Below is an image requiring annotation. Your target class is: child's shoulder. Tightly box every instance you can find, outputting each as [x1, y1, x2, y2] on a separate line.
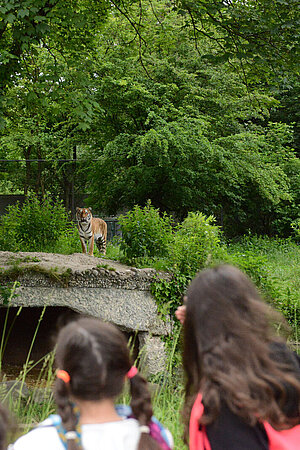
[116, 404, 174, 450]
[9, 416, 62, 450]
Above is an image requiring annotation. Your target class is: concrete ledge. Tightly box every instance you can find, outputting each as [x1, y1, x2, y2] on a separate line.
[0, 252, 172, 375]
[10, 286, 170, 335]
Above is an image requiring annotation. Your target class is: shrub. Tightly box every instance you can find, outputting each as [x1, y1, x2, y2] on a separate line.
[222, 250, 272, 293]
[0, 193, 74, 252]
[291, 218, 300, 242]
[151, 272, 189, 318]
[226, 237, 300, 333]
[0, 203, 19, 251]
[168, 212, 221, 277]
[51, 225, 82, 254]
[118, 201, 173, 262]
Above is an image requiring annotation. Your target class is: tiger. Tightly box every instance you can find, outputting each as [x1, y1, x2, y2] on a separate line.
[76, 207, 107, 256]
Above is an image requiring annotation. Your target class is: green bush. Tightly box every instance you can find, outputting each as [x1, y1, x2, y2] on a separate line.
[51, 225, 82, 254]
[118, 201, 173, 262]
[0, 193, 75, 252]
[222, 250, 272, 293]
[151, 272, 189, 318]
[0, 203, 19, 251]
[168, 212, 221, 277]
[291, 218, 300, 242]
[150, 213, 222, 322]
[226, 236, 300, 333]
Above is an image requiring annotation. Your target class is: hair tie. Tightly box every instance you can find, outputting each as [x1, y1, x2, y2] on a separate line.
[126, 366, 138, 379]
[65, 431, 77, 440]
[140, 425, 150, 434]
[56, 369, 71, 383]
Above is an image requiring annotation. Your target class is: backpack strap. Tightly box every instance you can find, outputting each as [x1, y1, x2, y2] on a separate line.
[189, 393, 211, 450]
[115, 404, 173, 450]
[47, 410, 82, 450]
[263, 421, 300, 450]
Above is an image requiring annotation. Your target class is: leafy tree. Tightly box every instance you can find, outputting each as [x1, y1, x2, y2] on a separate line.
[0, 0, 298, 237]
[0, 0, 110, 126]
[84, 1, 298, 235]
[176, 0, 300, 82]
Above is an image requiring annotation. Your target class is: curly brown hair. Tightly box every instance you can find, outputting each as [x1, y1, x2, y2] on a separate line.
[183, 265, 300, 442]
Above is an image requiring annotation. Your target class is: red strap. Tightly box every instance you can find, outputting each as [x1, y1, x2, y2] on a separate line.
[189, 393, 211, 450]
[264, 421, 300, 450]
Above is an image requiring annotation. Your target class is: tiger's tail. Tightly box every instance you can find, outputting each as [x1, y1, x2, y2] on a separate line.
[96, 235, 106, 254]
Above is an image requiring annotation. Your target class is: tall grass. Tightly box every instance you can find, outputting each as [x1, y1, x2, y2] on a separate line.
[0, 297, 56, 439]
[1, 235, 298, 449]
[228, 236, 300, 338]
[0, 302, 186, 447]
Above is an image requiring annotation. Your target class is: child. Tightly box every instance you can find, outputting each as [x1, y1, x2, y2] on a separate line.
[10, 318, 173, 450]
[176, 264, 300, 449]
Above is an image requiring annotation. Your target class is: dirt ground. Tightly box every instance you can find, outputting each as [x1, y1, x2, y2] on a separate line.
[0, 251, 132, 274]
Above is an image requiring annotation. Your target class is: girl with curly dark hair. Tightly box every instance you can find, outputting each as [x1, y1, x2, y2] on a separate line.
[176, 264, 300, 449]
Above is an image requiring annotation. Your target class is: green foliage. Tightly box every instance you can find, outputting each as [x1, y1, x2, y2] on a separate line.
[291, 219, 300, 242]
[169, 212, 221, 277]
[50, 226, 81, 255]
[0, 0, 298, 239]
[119, 208, 223, 321]
[0, 193, 76, 252]
[222, 250, 272, 294]
[118, 201, 172, 262]
[86, 25, 297, 236]
[151, 272, 189, 319]
[227, 236, 300, 333]
[177, 0, 300, 81]
[149, 212, 222, 321]
[0, 281, 19, 306]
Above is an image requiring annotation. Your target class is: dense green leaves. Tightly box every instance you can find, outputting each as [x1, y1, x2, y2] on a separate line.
[0, 0, 299, 237]
[0, 193, 75, 251]
[177, 0, 300, 81]
[118, 201, 173, 261]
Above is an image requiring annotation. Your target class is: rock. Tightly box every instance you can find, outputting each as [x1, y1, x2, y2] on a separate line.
[0, 380, 29, 403]
[30, 387, 53, 404]
[0, 251, 172, 375]
[138, 333, 167, 376]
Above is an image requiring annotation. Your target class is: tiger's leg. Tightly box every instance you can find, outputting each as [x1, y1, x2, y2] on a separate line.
[95, 234, 106, 254]
[79, 237, 87, 254]
[88, 234, 95, 256]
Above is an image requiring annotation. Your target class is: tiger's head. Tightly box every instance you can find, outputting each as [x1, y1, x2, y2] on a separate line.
[76, 207, 92, 224]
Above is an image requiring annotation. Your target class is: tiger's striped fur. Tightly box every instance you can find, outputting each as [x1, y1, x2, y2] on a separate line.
[76, 207, 107, 256]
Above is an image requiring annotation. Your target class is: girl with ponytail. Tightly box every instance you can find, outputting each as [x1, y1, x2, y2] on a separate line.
[10, 318, 173, 450]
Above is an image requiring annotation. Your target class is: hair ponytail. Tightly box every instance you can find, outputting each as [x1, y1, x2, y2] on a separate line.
[129, 373, 161, 450]
[54, 318, 168, 449]
[54, 378, 82, 450]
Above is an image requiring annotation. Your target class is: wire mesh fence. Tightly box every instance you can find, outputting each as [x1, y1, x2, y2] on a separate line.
[0, 159, 121, 241]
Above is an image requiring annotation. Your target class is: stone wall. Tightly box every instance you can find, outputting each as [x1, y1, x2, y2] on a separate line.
[0, 251, 171, 375]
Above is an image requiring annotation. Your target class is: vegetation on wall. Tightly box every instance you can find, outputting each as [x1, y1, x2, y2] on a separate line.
[115, 204, 299, 336]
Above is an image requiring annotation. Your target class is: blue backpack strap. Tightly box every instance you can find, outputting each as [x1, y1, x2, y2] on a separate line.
[47, 409, 82, 450]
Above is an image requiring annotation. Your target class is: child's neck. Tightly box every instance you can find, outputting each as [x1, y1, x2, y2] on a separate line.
[75, 398, 122, 424]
